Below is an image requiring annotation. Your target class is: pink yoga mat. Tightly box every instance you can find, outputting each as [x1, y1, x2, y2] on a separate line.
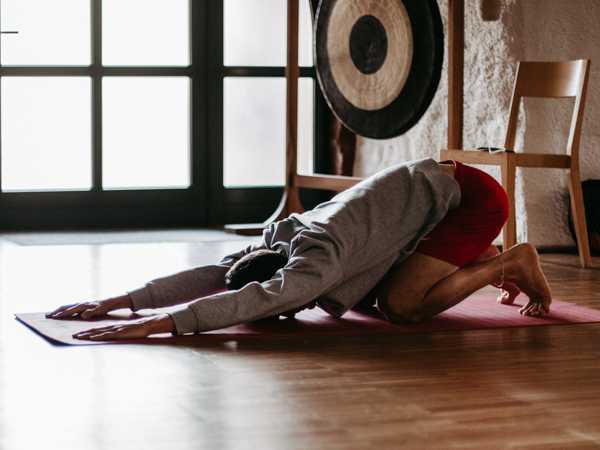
[15, 294, 600, 346]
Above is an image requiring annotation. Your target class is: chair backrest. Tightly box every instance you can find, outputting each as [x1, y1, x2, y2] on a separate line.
[504, 59, 591, 158]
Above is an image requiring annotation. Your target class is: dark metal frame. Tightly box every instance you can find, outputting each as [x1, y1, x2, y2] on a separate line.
[0, 0, 327, 230]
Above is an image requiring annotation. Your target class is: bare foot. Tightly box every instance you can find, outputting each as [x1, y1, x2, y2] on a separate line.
[500, 243, 553, 316]
[473, 245, 521, 304]
[496, 281, 520, 305]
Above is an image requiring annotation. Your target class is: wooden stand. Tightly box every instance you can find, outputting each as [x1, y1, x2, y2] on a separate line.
[448, 0, 464, 150]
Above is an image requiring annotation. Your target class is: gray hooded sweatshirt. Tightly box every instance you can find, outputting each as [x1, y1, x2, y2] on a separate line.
[128, 158, 461, 335]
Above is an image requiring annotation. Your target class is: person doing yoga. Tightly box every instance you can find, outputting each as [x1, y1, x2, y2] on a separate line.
[46, 158, 552, 340]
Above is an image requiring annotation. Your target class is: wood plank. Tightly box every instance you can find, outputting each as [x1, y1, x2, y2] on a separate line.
[294, 173, 364, 191]
[441, 148, 506, 164]
[448, 0, 464, 149]
[514, 153, 571, 168]
[441, 149, 571, 168]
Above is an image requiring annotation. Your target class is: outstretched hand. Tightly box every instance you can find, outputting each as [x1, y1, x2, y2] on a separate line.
[45, 295, 133, 320]
[72, 314, 176, 341]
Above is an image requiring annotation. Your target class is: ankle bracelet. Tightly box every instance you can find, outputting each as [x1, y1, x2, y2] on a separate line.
[497, 255, 505, 289]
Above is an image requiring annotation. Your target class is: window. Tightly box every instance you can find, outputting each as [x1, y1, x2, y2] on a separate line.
[0, 0, 324, 229]
[102, 77, 191, 190]
[1, 77, 92, 192]
[211, 0, 330, 223]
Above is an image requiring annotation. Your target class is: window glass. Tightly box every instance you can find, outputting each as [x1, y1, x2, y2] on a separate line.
[223, 77, 286, 187]
[1, 77, 92, 192]
[224, 0, 314, 67]
[297, 77, 314, 175]
[102, 77, 190, 190]
[103, 0, 189, 66]
[0, 0, 90, 65]
[224, 0, 286, 66]
[298, 0, 314, 67]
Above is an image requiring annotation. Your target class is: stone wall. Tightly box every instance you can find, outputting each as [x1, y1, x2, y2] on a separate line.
[354, 0, 600, 249]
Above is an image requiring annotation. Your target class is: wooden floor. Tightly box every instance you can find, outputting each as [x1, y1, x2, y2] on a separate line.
[1, 230, 599, 450]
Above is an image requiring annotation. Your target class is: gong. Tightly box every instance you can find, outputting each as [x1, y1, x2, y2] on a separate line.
[315, 0, 444, 139]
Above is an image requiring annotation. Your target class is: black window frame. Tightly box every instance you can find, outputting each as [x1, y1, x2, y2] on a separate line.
[0, 0, 328, 230]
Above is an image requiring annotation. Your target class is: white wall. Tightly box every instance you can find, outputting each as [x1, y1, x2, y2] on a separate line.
[354, 0, 600, 249]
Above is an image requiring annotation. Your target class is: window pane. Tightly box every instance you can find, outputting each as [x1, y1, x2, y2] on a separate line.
[0, 0, 90, 65]
[224, 0, 286, 67]
[1, 77, 92, 192]
[223, 78, 286, 187]
[224, 0, 313, 67]
[298, 0, 314, 67]
[103, 0, 190, 66]
[102, 77, 190, 190]
[297, 78, 314, 175]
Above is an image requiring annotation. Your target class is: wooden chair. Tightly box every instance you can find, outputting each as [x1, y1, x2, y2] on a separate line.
[440, 59, 592, 267]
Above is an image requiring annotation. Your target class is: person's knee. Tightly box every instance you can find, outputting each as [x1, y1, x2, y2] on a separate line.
[376, 291, 424, 324]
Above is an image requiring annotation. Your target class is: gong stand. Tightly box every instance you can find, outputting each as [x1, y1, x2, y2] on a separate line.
[225, 0, 464, 235]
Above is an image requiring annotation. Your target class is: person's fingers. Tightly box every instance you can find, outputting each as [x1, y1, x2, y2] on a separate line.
[47, 303, 94, 319]
[73, 322, 150, 341]
[86, 327, 144, 341]
[80, 304, 109, 320]
[72, 324, 115, 339]
[72, 330, 93, 340]
[89, 330, 129, 340]
[80, 309, 96, 320]
[84, 330, 116, 341]
[47, 301, 109, 320]
[74, 329, 114, 340]
[45, 303, 79, 318]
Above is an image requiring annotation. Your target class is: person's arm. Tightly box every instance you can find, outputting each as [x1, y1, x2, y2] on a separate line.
[46, 295, 178, 340]
[127, 243, 259, 311]
[168, 243, 344, 335]
[46, 245, 256, 320]
[61, 241, 341, 340]
[127, 264, 231, 311]
[45, 264, 230, 320]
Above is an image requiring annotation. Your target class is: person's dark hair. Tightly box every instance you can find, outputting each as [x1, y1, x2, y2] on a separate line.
[225, 248, 288, 290]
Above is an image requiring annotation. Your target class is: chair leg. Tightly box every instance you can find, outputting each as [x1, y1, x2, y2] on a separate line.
[567, 168, 592, 267]
[500, 154, 517, 251]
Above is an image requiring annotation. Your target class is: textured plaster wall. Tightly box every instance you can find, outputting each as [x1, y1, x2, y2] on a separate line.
[519, 0, 600, 247]
[354, 0, 600, 248]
